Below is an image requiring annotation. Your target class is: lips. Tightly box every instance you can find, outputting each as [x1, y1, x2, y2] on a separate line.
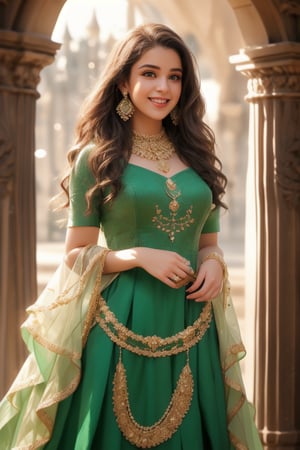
[149, 97, 169, 105]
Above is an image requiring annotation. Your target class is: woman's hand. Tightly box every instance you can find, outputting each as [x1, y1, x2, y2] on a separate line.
[135, 247, 194, 288]
[104, 247, 194, 288]
[185, 258, 223, 302]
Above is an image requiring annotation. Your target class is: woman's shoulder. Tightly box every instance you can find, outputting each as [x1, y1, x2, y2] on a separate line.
[71, 142, 97, 182]
[75, 142, 96, 165]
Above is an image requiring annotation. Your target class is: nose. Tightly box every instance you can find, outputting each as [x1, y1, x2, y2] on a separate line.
[156, 76, 169, 92]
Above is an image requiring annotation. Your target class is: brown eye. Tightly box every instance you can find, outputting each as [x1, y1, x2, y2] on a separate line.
[142, 71, 156, 78]
[169, 74, 182, 81]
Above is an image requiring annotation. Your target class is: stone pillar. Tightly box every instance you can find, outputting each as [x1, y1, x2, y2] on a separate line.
[232, 43, 300, 449]
[0, 30, 59, 396]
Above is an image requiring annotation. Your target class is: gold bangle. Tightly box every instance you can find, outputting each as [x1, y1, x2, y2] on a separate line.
[201, 252, 226, 275]
[201, 252, 230, 309]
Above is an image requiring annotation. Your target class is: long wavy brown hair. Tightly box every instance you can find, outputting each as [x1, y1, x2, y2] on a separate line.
[61, 23, 227, 211]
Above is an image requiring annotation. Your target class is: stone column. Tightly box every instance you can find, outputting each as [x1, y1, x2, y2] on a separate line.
[232, 43, 300, 449]
[0, 30, 59, 396]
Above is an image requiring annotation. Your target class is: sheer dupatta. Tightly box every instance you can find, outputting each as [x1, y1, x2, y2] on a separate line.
[0, 246, 116, 450]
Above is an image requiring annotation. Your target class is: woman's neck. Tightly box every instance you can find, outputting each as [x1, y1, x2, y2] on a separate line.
[131, 117, 163, 136]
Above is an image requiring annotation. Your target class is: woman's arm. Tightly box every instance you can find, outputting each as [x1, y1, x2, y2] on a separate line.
[197, 232, 223, 262]
[64, 226, 193, 288]
[186, 232, 225, 301]
[64, 226, 100, 267]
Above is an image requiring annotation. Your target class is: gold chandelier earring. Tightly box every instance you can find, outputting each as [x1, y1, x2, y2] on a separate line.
[170, 107, 179, 126]
[116, 92, 135, 122]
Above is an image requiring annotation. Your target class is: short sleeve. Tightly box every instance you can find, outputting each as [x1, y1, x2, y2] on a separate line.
[201, 206, 220, 234]
[67, 144, 101, 227]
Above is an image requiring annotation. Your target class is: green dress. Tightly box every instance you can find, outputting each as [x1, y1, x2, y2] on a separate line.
[45, 145, 232, 450]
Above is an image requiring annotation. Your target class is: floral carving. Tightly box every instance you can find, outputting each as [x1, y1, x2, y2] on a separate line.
[0, 35, 57, 96]
[242, 65, 300, 99]
[0, 50, 43, 95]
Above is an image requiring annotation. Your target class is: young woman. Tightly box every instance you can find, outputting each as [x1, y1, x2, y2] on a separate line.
[0, 23, 262, 450]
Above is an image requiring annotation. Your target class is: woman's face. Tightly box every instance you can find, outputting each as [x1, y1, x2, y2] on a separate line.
[122, 45, 182, 133]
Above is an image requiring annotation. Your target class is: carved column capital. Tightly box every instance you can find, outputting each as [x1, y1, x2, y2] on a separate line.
[231, 42, 300, 100]
[0, 30, 60, 96]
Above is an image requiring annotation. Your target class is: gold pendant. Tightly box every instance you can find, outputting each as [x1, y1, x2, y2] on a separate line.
[157, 160, 170, 173]
[169, 199, 179, 213]
[113, 352, 194, 448]
[166, 178, 176, 191]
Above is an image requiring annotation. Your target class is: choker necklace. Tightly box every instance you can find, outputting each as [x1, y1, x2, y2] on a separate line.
[131, 129, 175, 173]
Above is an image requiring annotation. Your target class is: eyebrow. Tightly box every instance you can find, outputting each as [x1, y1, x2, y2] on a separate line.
[138, 64, 183, 72]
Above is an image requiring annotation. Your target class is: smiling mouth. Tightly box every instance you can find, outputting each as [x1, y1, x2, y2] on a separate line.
[149, 97, 169, 104]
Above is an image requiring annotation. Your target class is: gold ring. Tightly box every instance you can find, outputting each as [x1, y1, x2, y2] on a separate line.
[173, 275, 180, 283]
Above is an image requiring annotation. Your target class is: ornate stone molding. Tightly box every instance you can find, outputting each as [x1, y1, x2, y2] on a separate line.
[0, 30, 60, 96]
[244, 64, 300, 99]
[231, 43, 300, 99]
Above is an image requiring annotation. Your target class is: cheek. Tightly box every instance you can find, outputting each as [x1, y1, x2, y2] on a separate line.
[130, 82, 145, 100]
[173, 84, 182, 102]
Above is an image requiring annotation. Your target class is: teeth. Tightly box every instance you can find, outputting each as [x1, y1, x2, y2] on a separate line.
[151, 98, 168, 104]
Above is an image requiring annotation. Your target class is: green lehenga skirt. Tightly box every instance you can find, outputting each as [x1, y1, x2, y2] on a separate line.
[44, 310, 231, 450]
[0, 247, 263, 450]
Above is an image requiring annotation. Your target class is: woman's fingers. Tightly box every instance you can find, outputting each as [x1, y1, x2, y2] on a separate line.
[186, 260, 223, 301]
[136, 247, 196, 289]
[186, 276, 223, 301]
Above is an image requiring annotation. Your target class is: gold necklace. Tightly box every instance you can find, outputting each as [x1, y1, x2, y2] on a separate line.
[131, 129, 175, 173]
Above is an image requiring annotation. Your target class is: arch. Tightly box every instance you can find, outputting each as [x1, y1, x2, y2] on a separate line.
[0, 1, 290, 47]
[228, 0, 289, 45]
[0, 0, 66, 35]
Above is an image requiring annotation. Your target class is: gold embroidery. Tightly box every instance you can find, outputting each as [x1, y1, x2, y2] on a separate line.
[152, 178, 194, 242]
[229, 431, 248, 450]
[113, 351, 194, 448]
[97, 298, 212, 447]
[96, 298, 212, 357]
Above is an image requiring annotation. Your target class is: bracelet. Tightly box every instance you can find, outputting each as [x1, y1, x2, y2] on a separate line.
[201, 252, 230, 309]
[201, 252, 227, 275]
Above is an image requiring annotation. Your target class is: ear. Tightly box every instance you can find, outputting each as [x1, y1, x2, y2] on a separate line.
[118, 81, 128, 96]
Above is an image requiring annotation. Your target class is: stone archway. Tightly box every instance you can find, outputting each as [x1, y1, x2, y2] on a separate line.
[0, 1, 299, 448]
